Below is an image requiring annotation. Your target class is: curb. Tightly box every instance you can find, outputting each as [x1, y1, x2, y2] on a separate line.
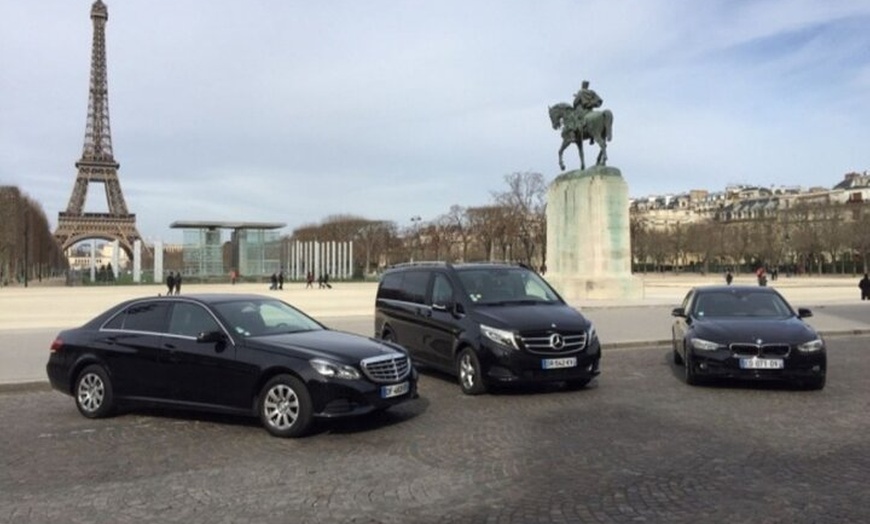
[0, 381, 51, 394]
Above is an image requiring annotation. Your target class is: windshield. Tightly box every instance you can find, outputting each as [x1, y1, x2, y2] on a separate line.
[456, 267, 561, 305]
[692, 290, 793, 319]
[213, 299, 324, 337]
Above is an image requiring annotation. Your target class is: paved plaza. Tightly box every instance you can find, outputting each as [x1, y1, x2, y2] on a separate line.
[1, 275, 869, 523]
[1, 337, 869, 523]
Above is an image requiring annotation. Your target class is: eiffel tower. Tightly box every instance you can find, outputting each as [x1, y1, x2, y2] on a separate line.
[54, 0, 142, 260]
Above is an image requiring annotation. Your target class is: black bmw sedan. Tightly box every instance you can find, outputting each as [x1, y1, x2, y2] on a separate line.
[46, 294, 418, 437]
[671, 285, 826, 389]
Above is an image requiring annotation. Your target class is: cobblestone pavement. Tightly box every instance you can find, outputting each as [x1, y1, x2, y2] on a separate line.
[1, 337, 869, 524]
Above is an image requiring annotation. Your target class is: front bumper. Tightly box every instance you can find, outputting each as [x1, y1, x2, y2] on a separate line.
[481, 339, 601, 385]
[689, 348, 826, 381]
[306, 367, 419, 418]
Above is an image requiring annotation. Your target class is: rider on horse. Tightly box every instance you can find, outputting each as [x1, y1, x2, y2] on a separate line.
[571, 80, 603, 139]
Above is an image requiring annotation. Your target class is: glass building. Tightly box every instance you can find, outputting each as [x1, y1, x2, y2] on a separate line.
[171, 221, 285, 278]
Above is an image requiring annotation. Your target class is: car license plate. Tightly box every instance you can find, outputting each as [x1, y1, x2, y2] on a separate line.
[542, 357, 577, 370]
[739, 357, 784, 370]
[381, 381, 410, 398]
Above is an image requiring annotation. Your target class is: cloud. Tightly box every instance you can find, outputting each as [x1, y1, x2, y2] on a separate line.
[1, 0, 869, 241]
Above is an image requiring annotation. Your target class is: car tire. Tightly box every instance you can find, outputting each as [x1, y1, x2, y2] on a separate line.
[74, 364, 115, 419]
[457, 348, 487, 395]
[258, 374, 313, 438]
[684, 352, 700, 386]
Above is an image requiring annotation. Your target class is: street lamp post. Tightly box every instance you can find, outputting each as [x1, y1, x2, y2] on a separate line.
[410, 216, 421, 262]
[22, 208, 29, 288]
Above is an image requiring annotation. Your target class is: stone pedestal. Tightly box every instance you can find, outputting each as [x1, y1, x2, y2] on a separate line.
[545, 165, 642, 301]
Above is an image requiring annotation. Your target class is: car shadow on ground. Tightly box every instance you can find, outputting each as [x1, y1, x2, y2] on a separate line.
[322, 396, 429, 435]
[662, 349, 820, 392]
[119, 396, 428, 438]
[415, 366, 599, 396]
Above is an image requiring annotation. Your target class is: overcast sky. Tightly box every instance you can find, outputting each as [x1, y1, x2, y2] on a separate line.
[2, 0, 869, 242]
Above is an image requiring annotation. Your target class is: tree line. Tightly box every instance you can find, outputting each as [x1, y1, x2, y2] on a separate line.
[4, 176, 869, 285]
[631, 201, 870, 275]
[284, 172, 548, 276]
[0, 186, 68, 286]
[287, 175, 870, 278]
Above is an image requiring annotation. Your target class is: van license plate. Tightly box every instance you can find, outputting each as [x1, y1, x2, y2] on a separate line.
[381, 382, 410, 398]
[542, 357, 577, 370]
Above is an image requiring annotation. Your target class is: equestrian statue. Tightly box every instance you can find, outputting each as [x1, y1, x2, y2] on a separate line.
[548, 80, 613, 171]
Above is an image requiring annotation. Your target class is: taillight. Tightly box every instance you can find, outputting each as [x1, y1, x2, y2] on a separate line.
[50, 338, 64, 353]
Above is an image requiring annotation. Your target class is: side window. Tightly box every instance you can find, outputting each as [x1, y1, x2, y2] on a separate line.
[103, 311, 125, 330]
[682, 291, 696, 314]
[119, 302, 171, 333]
[168, 303, 221, 338]
[431, 273, 454, 307]
[378, 272, 403, 301]
[401, 271, 430, 305]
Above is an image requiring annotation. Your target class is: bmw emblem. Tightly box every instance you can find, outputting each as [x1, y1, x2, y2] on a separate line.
[550, 333, 564, 349]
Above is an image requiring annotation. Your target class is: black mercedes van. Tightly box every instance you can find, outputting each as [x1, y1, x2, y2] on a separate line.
[374, 262, 600, 394]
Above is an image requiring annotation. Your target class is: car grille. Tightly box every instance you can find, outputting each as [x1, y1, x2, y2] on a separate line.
[519, 331, 587, 355]
[730, 343, 791, 358]
[361, 353, 411, 383]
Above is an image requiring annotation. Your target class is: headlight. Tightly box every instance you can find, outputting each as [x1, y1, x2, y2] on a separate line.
[588, 324, 597, 342]
[480, 324, 519, 350]
[797, 338, 824, 353]
[690, 337, 721, 351]
[310, 359, 361, 380]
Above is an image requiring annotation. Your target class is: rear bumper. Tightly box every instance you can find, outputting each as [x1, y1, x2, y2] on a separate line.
[46, 355, 72, 395]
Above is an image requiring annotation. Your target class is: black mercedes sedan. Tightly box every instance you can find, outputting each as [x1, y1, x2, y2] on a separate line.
[46, 294, 418, 437]
[671, 285, 826, 389]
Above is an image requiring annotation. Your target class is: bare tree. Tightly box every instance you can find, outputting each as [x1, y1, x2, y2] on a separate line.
[492, 172, 548, 265]
[629, 216, 651, 272]
[444, 205, 474, 262]
[0, 186, 68, 285]
[848, 204, 870, 273]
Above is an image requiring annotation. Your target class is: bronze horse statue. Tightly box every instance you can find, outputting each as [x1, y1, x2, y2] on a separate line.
[548, 103, 613, 171]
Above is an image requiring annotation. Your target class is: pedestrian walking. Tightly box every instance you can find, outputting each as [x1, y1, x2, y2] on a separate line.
[270, 272, 278, 290]
[860, 273, 870, 301]
[323, 273, 332, 289]
[278, 271, 284, 290]
[725, 270, 733, 285]
[166, 271, 175, 295]
[756, 267, 767, 287]
[174, 273, 182, 295]
[306, 271, 314, 289]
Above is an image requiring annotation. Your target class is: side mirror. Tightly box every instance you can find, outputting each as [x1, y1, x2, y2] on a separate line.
[797, 308, 813, 319]
[671, 307, 687, 318]
[197, 331, 226, 343]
